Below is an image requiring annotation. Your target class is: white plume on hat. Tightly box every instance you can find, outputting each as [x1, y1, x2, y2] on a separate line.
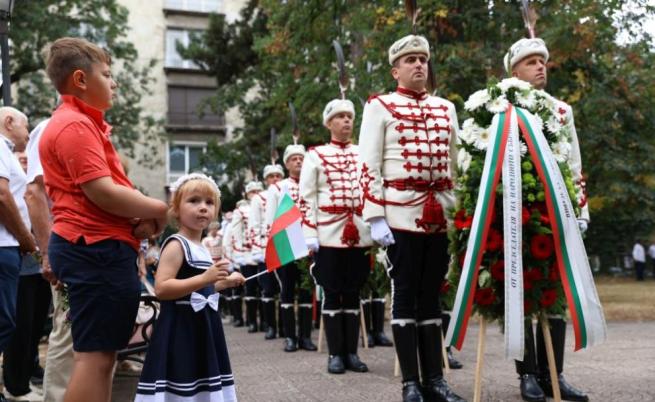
[388, 34, 430, 65]
[263, 164, 284, 179]
[503, 38, 549, 73]
[283, 144, 305, 164]
[322, 99, 355, 127]
[244, 181, 263, 193]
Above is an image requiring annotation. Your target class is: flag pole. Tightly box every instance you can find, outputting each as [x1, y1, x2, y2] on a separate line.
[244, 270, 269, 282]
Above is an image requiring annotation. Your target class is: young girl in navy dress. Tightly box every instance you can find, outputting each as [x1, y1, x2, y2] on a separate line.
[135, 173, 245, 402]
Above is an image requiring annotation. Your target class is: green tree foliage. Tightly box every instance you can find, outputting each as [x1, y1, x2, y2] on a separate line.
[8, 0, 165, 168]
[184, 0, 655, 267]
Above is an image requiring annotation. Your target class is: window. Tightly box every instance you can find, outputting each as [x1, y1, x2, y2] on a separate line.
[168, 86, 224, 127]
[165, 0, 222, 13]
[165, 29, 201, 69]
[168, 142, 207, 184]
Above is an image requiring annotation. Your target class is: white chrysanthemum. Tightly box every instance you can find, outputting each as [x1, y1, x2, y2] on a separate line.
[473, 127, 491, 150]
[520, 141, 528, 157]
[459, 118, 483, 144]
[546, 115, 562, 133]
[533, 114, 544, 131]
[551, 141, 571, 163]
[497, 77, 531, 93]
[375, 248, 389, 269]
[464, 89, 491, 111]
[516, 90, 536, 109]
[486, 95, 509, 114]
[457, 149, 472, 172]
[536, 90, 557, 112]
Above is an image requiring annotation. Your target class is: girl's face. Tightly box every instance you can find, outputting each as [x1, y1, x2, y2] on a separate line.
[177, 189, 217, 232]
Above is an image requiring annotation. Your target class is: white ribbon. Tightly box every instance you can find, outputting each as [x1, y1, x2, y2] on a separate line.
[502, 109, 524, 360]
[190, 292, 220, 312]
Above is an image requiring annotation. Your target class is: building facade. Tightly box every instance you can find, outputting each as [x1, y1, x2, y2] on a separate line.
[117, 0, 246, 200]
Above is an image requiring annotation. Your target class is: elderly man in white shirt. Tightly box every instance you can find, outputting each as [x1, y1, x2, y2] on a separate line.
[0, 106, 36, 402]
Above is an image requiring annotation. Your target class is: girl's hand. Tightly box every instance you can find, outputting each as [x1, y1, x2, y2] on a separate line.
[202, 259, 230, 284]
[215, 271, 246, 291]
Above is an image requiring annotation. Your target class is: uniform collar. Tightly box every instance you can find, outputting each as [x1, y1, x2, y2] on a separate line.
[330, 139, 351, 149]
[60, 95, 111, 135]
[396, 86, 428, 100]
[0, 134, 14, 152]
[288, 176, 299, 183]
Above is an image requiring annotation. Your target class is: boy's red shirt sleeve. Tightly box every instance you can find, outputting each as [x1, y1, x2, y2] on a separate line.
[55, 121, 112, 185]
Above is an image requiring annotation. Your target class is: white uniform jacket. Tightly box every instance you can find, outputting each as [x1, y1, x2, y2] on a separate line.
[358, 88, 460, 233]
[299, 141, 372, 248]
[228, 200, 253, 265]
[249, 191, 269, 256]
[555, 99, 590, 221]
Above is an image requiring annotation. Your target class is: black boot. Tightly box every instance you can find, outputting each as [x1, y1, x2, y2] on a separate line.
[392, 321, 423, 401]
[232, 296, 244, 327]
[246, 299, 258, 333]
[372, 300, 393, 346]
[323, 312, 345, 374]
[343, 311, 368, 372]
[298, 306, 317, 351]
[520, 374, 546, 402]
[538, 375, 589, 402]
[263, 299, 277, 340]
[281, 306, 297, 352]
[418, 322, 465, 402]
[402, 380, 424, 402]
[516, 321, 544, 402]
[258, 299, 266, 331]
[278, 304, 285, 337]
[361, 300, 375, 348]
[446, 347, 463, 370]
[314, 301, 322, 329]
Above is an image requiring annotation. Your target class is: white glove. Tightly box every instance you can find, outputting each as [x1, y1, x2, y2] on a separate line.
[234, 256, 246, 266]
[370, 217, 395, 247]
[577, 219, 588, 234]
[305, 237, 319, 252]
[251, 252, 265, 264]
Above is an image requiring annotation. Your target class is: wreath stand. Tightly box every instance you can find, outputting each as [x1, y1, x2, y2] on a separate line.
[472, 314, 561, 402]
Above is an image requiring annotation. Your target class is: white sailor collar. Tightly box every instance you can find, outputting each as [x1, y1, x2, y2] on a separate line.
[165, 234, 213, 269]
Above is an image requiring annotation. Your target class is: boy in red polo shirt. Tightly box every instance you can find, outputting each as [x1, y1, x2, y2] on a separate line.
[40, 37, 168, 402]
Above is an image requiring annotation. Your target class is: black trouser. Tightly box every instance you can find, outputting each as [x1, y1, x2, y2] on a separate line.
[312, 247, 370, 311]
[635, 261, 646, 281]
[386, 230, 449, 320]
[2, 274, 52, 396]
[515, 317, 566, 376]
[275, 262, 312, 306]
[387, 230, 449, 383]
[257, 263, 280, 299]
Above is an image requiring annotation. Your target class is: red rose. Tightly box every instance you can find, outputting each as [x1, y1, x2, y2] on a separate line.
[530, 234, 554, 260]
[522, 207, 531, 224]
[474, 287, 496, 306]
[549, 261, 560, 281]
[490, 260, 504, 281]
[440, 280, 450, 294]
[454, 209, 473, 230]
[532, 202, 550, 225]
[523, 277, 533, 290]
[525, 267, 544, 282]
[486, 228, 503, 252]
[540, 288, 558, 308]
[524, 299, 534, 315]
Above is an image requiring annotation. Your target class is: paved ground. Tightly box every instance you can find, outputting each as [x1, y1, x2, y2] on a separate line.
[113, 320, 655, 401]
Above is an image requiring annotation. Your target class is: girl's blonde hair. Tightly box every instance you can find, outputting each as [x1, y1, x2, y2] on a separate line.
[169, 179, 221, 226]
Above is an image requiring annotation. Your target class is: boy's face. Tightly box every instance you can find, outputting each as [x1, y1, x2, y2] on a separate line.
[78, 62, 117, 111]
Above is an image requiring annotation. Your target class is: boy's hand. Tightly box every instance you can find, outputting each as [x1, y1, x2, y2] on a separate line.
[202, 259, 230, 284]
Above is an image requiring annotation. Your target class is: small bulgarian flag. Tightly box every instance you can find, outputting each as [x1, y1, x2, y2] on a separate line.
[265, 192, 309, 271]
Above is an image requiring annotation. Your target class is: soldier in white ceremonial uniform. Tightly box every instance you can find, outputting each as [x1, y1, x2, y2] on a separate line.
[230, 181, 265, 333]
[249, 164, 284, 340]
[265, 145, 317, 352]
[504, 37, 589, 402]
[358, 35, 465, 402]
[222, 207, 244, 327]
[299, 99, 372, 374]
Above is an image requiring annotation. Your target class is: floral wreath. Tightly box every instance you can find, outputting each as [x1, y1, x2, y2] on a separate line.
[444, 77, 582, 321]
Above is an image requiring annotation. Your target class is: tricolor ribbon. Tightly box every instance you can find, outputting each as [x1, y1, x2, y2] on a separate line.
[190, 292, 220, 312]
[445, 105, 606, 359]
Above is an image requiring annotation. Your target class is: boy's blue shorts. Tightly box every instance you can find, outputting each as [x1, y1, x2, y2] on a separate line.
[49, 232, 141, 352]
